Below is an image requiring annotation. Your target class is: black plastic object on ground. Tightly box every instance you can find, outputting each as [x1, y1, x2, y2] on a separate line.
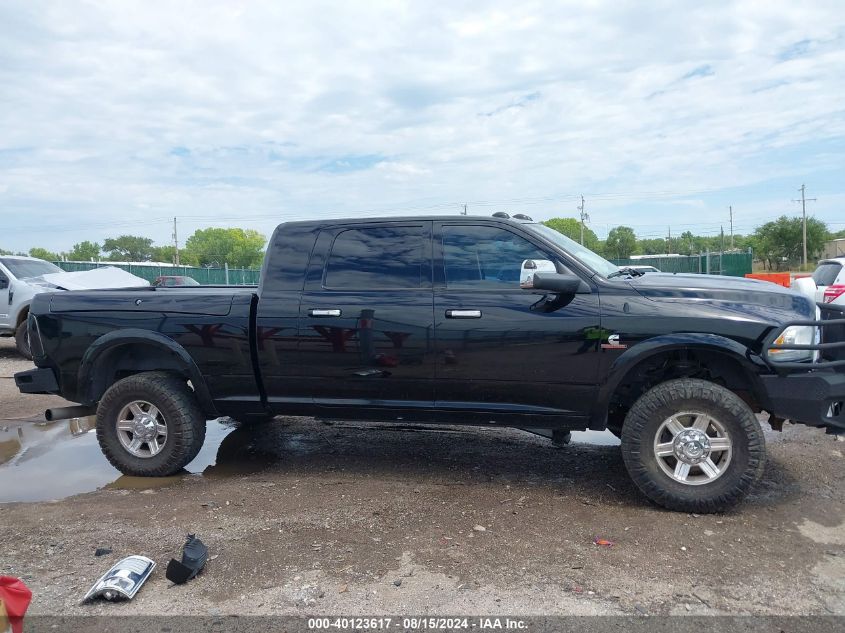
[166, 534, 208, 584]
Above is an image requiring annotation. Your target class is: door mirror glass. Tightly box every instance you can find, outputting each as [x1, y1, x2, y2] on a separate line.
[519, 259, 557, 289]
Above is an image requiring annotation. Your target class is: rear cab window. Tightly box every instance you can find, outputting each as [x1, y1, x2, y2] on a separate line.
[813, 262, 843, 287]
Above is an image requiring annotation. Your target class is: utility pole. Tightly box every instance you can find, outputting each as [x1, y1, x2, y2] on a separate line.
[728, 206, 734, 250]
[172, 217, 180, 266]
[578, 195, 589, 245]
[667, 226, 671, 254]
[792, 184, 816, 268]
[461, 203, 467, 216]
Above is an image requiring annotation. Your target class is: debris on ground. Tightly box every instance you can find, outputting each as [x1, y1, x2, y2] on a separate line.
[593, 537, 614, 547]
[166, 534, 208, 585]
[0, 576, 32, 633]
[82, 555, 155, 603]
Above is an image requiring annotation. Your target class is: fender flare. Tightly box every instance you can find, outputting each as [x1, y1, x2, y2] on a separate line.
[14, 301, 31, 327]
[591, 332, 769, 428]
[77, 329, 217, 415]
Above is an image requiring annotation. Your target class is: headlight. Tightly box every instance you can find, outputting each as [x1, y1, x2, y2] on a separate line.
[769, 325, 818, 362]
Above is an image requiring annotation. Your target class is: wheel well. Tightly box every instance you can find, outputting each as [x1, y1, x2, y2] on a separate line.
[15, 305, 29, 327]
[607, 348, 761, 431]
[88, 343, 192, 404]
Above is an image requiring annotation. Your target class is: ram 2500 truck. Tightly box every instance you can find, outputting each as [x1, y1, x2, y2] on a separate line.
[14, 215, 845, 512]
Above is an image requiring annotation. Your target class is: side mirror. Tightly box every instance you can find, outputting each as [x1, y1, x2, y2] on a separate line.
[0, 277, 8, 290]
[531, 272, 583, 295]
[520, 259, 557, 289]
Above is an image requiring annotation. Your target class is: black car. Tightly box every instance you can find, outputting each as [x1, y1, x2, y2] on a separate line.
[15, 215, 845, 512]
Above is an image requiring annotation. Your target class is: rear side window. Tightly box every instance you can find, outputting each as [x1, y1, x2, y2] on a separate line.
[813, 262, 843, 286]
[324, 226, 426, 289]
[442, 225, 549, 288]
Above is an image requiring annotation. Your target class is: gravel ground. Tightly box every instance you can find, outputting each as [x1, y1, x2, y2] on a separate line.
[1, 337, 844, 618]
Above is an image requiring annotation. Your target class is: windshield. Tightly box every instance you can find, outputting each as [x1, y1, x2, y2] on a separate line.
[0, 258, 63, 279]
[524, 223, 619, 278]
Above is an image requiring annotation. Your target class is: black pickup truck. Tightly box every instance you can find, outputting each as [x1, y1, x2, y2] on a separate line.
[15, 215, 845, 512]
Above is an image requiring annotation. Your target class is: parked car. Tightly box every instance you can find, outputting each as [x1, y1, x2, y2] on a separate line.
[0, 257, 149, 358]
[791, 257, 845, 306]
[15, 215, 845, 512]
[152, 276, 200, 287]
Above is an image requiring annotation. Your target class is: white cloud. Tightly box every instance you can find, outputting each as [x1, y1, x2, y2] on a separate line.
[0, 0, 844, 251]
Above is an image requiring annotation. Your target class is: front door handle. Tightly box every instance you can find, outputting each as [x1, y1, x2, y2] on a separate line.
[445, 309, 482, 319]
[308, 308, 342, 317]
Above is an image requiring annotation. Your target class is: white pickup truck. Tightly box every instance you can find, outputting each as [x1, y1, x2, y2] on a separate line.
[0, 256, 149, 358]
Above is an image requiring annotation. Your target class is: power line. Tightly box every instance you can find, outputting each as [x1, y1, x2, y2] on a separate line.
[728, 205, 734, 249]
[578, 194, 589, 245]
[792, 184, 817, 267]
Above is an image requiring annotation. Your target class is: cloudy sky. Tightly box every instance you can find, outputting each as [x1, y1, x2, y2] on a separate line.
[1, 0, 844, 253]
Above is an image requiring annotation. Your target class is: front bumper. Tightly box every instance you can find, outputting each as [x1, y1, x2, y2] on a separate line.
[761, 372, 845, 431]
[14, 367, 59, 395]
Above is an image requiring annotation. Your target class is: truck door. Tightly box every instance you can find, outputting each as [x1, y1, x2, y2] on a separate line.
[296, 221, 435, 413]
[433, 221, 601, 423]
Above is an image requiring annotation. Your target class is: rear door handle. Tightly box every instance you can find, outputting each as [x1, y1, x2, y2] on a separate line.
[445, 309, 482, 319]
[308, 308, 342, 317]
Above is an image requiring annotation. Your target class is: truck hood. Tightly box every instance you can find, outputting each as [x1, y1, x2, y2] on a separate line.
[626, 273, 816, 318]
[26, 267, 149, 291]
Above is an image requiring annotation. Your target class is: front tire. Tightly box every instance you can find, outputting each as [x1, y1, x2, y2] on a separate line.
[96, 372, 206, 476]
[15, 321, 32, 360]
[621, 378, 765, 513]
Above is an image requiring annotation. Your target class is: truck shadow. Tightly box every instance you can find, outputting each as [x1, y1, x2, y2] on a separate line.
[198, 417, 799, 511]
[0, 413, 798, 510]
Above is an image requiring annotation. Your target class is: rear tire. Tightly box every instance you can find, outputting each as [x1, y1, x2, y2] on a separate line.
[621, 378, 765, 513]
[15, 321, 32, 360]
[96, 372, 206, 476]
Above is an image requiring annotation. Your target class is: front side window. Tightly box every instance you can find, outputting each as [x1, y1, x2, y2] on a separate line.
[324, 226, 425, 289]
[442, 225, 550, 289]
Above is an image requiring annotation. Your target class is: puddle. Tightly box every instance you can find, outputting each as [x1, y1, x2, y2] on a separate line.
[0, 417, 248, 503]
[0, 417, 619, 503]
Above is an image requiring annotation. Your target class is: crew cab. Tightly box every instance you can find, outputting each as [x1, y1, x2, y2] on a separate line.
[15, 216, 845, 512]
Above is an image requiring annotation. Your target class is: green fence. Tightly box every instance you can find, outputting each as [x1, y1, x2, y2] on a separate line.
[610, 252, 753, 277]
[53, 261, 260, 285]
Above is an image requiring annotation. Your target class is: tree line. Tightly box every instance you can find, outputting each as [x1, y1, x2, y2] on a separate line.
[544, 215, 842, 270]
[1, 227, 267, 269]
[3, 214, 842, 272]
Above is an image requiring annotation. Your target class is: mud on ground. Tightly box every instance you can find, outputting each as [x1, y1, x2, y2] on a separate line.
[1, 337, 844, 616]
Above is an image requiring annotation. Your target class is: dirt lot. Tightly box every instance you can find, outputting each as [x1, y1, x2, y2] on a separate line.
[1, 337, 844, 618]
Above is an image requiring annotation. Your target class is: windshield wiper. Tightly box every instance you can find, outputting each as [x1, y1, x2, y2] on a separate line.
[607, 266, 645, 279]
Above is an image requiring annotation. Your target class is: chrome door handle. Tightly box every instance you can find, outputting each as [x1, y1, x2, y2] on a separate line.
[308, 308, 342, 317]
[445, 309, 482, 319]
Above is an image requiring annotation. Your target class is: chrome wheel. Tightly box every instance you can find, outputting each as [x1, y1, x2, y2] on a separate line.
[116, 400, 168, 458]
[653, 411, 732, 485]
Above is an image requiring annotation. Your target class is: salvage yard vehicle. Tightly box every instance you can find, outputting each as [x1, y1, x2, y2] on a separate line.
[0, 256, 148, 359]
[792, 256, 845, 306]
[152, 275, 201, 287]
[14, 215, 845, 512]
